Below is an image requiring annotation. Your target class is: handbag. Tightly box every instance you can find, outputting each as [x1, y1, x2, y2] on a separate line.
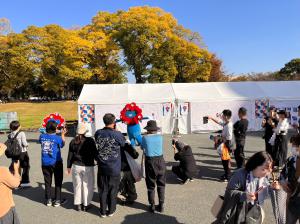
[288, 183, 300, 217]
[245, 203, 265, 224]
[211, 195, 224, 218]
[124, 151, 143, 182]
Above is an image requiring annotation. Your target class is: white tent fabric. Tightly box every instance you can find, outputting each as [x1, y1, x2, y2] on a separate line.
[78, 81, 300, 134]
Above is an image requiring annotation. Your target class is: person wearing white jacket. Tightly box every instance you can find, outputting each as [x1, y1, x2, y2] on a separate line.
[273, 110, 289, 167]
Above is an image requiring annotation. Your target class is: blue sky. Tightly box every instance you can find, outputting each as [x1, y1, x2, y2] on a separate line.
[1, 0, 300, 81]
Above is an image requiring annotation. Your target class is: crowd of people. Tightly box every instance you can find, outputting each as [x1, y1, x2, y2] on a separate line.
[1, 105, 300, 224]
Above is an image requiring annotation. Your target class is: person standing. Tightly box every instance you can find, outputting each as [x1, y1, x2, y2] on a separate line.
[208, 109, 233, 182]
[273, 110, 289, 167]
[262, 106, 278, 158]
[67, 123, 97, 212]
[8, 120, 31, 187]
[280, 135, 300, 224]
[233, 107, 249, 169]
[141, 120, 166, 213]
[171, 139, 197, 184]
[0, 143, 21, 224]
[94, 113, 125, 218]
[39, 120, 66, 207]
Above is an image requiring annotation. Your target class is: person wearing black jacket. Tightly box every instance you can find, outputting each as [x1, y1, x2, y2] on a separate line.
[67, 124, 97, 212]
[119, 141, 139, 204]
[171, 139, 197, 184]
[262, 106, 278, 157]
[233, 107, 249, 169]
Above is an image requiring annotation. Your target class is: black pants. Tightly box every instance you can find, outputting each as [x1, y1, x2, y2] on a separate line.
[234, 141, 245, 169]
[172, 165, 188, 181]
[42, 161, 63, 201]
[145, 156, 166, 205]
[221, 159, 231, 179]
[19, 151, 30, 184]
[97, 174, 120, 215]
[274, 135, 288, 167]
[265, 138, 273, 156]
[119, 171, 137, 202]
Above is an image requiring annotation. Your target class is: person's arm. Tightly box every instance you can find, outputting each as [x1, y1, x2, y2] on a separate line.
[66, 142, 74, 173]
[60, 128, 67, 147]
[174, 152, 180, 161]
[208, 116, 222, 126]
[0, 163, 21, 189]
[20, 132, 29, 148]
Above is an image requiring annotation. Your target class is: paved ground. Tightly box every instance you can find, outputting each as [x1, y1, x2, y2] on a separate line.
[0, 132, 276, 224]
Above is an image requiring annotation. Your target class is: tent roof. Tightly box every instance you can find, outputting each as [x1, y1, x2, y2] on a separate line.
[78, 83, 175, 104]
[78, 81, 300, 104]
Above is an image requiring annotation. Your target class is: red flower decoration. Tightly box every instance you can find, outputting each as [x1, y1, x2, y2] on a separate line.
[120, 102, 143, 125]
[42, 113, 65, 128]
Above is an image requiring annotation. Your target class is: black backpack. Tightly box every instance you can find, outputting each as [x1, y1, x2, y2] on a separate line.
[5, 131, 22, 159]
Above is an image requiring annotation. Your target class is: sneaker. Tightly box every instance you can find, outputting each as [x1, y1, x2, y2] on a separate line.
[100, 213, 107, 218]
[53, 199, 67, 207]
[45, 199, 52, 207]
[149, 204, 155, 213]
[82, 204, 92, 212]
[75, 204, 81, 211]
[181, 179, 189, 185]
[220, 176, 228, 182]
[176, 177, 184, 182]
[156, 203, 164, 213]
[20, 183, 32, 188]
[189, 178, 194, 182]
[107, 212, 115, 217]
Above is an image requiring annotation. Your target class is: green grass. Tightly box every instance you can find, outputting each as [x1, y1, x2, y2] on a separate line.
[0, 101, 77, 128]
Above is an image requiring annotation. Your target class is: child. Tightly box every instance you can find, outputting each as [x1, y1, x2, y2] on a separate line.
[8, 120, 30, 187]
[280, 135, 300, 224]
[141, 120, 166, 213]
[208, 109, 233, 182]
[39, 120, 66, 207]
[233, 107, 249, 168]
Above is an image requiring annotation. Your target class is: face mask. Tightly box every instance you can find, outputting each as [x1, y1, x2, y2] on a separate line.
[291, 147, 300, 156]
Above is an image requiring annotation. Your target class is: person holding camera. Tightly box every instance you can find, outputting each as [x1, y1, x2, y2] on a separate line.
[262, 106, 278, 158]
[7, 120, 30, 188]
[0, 143, 21, 224]
[171, 139, 197, 184]
[39, 120, 67, 207]
[208, 109, 233, 182]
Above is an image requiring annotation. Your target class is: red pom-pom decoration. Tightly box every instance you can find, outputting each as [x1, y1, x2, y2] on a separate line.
[120, 102, 143, 125]
[41, 113, 65, 128]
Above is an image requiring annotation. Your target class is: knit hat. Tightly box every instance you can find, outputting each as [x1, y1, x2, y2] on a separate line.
[174, 140, 185, 151]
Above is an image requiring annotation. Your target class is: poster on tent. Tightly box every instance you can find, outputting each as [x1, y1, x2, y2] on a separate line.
[255, 99, 269, 118]
[269, 100, 300, 125]
[162, 102, 173, 117]
[178, 102, 189, 116]
[79, 104, 95, 123]
[190, 100, 256, 132]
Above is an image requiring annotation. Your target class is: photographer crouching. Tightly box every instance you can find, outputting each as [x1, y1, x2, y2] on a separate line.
[171, 139, 197, 185]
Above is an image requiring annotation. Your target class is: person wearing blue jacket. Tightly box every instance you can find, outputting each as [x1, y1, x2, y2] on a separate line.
[39, 120, 66, 207]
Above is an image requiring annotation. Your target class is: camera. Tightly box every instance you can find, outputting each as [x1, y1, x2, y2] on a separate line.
[203, 116, 208, 124]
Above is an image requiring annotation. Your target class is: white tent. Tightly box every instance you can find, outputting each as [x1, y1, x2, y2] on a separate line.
[78, 84, 176, 134]
[78, 81, 300, 134]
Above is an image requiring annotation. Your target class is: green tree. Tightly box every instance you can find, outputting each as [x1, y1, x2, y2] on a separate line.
[277, 58, 300, 80]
